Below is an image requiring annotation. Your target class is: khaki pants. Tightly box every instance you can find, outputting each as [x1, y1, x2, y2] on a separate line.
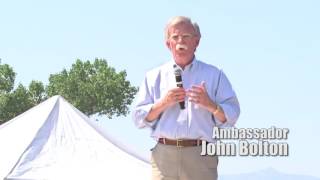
[151, 143, 218, 180]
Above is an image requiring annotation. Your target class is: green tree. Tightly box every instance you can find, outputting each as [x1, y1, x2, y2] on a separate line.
[47, 58, 138, 118]
[29, 80, 47, 105]
[0, 63, 16, 94]
[0, 63, 46, 124]
[0, 84, 33, 123]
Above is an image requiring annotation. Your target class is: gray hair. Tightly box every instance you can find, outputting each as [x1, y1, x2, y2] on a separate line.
[165, 16, 201, 40]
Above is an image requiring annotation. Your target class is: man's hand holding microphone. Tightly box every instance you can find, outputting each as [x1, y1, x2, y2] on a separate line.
[145, 64, 221, 122]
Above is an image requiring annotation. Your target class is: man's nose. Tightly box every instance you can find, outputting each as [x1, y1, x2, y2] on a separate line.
[177, 36, 184, 42]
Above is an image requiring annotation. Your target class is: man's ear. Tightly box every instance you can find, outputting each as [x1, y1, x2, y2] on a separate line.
[195, 38, 200, 47]
[194, 38, 200, 52]
[166, 40, 171, 49]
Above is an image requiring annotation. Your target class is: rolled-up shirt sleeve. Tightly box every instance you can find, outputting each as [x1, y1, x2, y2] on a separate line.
[214, 70, 240, 127]
[132, 75, 157, 129]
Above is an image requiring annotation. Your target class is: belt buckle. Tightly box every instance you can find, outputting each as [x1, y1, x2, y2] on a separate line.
[176, 139, 183, 147]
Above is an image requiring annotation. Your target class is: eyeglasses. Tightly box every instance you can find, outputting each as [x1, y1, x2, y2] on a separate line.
[169, 33, 195, 41]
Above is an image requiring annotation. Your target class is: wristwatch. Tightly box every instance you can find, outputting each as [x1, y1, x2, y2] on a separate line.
[213, 104, 220, 115]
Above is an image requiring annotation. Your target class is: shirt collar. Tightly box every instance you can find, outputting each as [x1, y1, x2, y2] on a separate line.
[171, 56, 198, 72]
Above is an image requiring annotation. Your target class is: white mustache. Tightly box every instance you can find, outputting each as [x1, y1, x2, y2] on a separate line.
[176, 44, 188, 51]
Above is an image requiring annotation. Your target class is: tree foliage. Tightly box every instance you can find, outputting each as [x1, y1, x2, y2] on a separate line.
[0, 63, 16, 94]
[0, 58, 137, 124]
[29, 80, 46, 105]
[47, 58, 138, 118]
[0, 63, 46, 124]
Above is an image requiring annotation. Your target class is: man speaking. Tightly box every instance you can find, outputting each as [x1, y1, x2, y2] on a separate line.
[133, 16, 240, 180]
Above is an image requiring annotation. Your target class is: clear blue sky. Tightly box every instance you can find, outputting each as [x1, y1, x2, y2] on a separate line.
[1, 0, 320, 177]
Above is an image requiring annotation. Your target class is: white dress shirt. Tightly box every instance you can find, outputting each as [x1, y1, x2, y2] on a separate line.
[132, 58, 240, 142]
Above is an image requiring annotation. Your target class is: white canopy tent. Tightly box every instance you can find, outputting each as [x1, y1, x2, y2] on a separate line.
[0, 95, 150, 180]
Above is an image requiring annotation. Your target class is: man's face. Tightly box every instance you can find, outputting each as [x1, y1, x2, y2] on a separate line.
[166, 22, 200, 66]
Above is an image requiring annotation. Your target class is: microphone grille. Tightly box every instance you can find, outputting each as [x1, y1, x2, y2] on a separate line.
[173, 64, 182, 76]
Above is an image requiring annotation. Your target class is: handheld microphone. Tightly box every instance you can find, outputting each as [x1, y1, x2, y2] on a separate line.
[173, 64, 185, 109]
